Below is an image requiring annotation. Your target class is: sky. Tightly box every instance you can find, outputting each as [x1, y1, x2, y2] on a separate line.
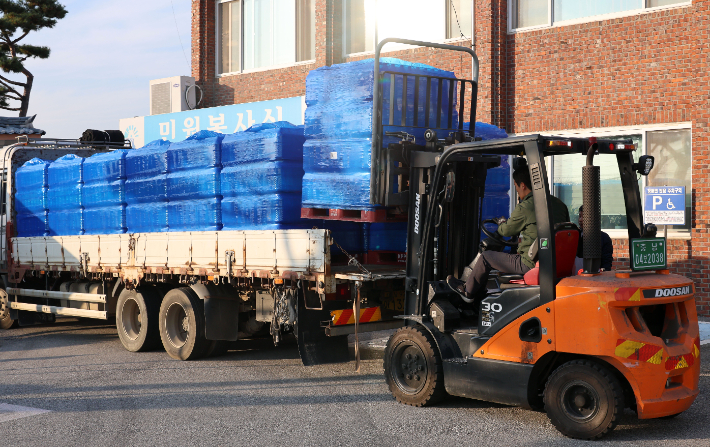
[18, 0, 192, 138]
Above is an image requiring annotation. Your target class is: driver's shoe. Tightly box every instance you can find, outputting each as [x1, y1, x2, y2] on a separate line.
[446, 275, 470, 300]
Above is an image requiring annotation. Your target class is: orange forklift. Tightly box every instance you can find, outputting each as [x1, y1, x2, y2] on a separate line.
[374, 40, 700, 440]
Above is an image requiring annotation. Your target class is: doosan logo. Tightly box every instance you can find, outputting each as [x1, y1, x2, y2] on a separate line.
[414, 193, 421, 234]
[646, 286, 692, 298]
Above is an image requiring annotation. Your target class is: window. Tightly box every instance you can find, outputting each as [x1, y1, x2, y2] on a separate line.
[217, 0, 315, 75]
[510, 0, 690, 30]
[512, 0, 548, 29]
[343, 0, 470, 55]
[548, 126, 692, 235]
[447, 0, 473, 40]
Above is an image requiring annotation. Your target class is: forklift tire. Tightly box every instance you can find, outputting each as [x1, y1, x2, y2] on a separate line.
[384, 326, 446, 407]
[544, 360, 624, 440]
[159, 287, 210, 361]
[116, 287, 162, 352]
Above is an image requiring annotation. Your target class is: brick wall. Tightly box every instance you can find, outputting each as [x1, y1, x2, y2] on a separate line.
[192, 0, 709, 313]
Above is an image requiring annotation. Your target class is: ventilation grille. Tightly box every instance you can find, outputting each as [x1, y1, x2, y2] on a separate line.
[151, 82, 171, 115]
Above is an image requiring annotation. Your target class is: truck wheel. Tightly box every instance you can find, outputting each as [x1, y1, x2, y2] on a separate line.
[159, 288, 210, 361]
[115, 287, 162, 352]
[384, 326, 446, 407]
[0, 289, 18, 329]
[544, 360, 624, 440]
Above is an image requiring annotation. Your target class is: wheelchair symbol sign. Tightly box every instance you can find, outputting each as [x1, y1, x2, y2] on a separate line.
[644, 186, 685, 225]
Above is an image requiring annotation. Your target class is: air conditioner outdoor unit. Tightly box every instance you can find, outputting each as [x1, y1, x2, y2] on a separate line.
[149, 76, 197, 115]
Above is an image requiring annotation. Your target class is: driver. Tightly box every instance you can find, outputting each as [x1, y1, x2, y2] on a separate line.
[448, 166, 570, 304]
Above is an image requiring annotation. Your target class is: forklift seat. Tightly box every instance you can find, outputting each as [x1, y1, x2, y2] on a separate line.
[515, 222, 580, 286]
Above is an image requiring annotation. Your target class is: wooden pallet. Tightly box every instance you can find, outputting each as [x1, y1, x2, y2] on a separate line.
[301, 207, 406, 223]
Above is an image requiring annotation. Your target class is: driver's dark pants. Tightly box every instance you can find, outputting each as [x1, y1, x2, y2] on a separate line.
[465, 251, 531, 298]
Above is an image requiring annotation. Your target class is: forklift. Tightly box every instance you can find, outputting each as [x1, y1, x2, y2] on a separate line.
[370, 39, 700, 440]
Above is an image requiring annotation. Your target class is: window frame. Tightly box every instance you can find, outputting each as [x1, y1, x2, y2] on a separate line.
[513, 122, 693, 239]
[341, 0, 474, 58]
[215, 0, 316, 77]
[507, 0, 693, 33]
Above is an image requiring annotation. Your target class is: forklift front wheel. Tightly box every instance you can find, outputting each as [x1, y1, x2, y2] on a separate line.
[384, 326, 446, 407]
[544, 359, 624, 440]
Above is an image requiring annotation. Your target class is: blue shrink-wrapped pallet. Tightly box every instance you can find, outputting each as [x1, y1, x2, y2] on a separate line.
[168, 197, 222, 232]
[16, 211, 49, 237]
[126, 202, 169, 233]
[125, 139, 170, 233]
[83, 150, 129, 235]
[364, 222, 408, 252]
[83, 150, 128, 182]
[15, 158, 51, 236]
[221, 161, 303, 196]
[220, 123, 306, 230]
[319, 220, 364, 253]
[126, 139, 169, 179]
[167, 130, 224, 172]
[222, 122, 304, 165]
[167, 130, 224, 232]
[167, 167, 221, 201]
[463, 122, 509, 141]
[47, 154, 84, 236]
[302, 58, 457, 210]
[222, 193, 303, 231]
[462, 122, 511, 233]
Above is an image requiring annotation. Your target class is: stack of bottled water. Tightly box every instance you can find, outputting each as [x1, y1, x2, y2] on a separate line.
[47, 154, 84, 235]
[15, 158, 51, 237]
[166, 130, 224, 232]
[221, 122, 305, 230]
[125, 139, 170, 233]
[82, 150, 129, 234]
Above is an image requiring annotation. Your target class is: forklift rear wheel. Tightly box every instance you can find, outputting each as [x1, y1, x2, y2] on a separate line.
[384, 326, 446, 407]
[159, 288, 210, 361]
[544, 360, 624, 440]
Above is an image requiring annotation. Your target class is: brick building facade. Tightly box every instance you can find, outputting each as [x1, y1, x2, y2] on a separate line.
[191, 0, 708, 313]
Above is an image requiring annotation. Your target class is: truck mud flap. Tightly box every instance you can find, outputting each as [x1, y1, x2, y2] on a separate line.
[296, 288, 349, 366]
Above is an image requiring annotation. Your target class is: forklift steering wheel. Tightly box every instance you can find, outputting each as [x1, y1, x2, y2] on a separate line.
[481, 219, 519, 247]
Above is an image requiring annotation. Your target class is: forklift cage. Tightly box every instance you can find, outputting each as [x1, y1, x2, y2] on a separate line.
[370, 38, 480, 206]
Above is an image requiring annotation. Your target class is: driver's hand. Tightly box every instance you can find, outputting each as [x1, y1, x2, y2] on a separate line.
[494, 216, 507, 225]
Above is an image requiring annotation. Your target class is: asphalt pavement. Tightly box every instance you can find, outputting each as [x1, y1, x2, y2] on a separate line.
[1, 319, 709, 446]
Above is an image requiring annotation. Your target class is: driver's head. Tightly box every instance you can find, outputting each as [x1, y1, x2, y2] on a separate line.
[512, 167, 532, 199]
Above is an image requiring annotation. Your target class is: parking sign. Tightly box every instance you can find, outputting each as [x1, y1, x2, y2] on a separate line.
[644, 186, 685, 225]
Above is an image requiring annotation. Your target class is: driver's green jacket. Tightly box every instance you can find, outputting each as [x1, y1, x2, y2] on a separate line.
[497, 192, 570, 269]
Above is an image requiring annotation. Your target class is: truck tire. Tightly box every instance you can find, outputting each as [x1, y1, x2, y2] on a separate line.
[384, 326, 446, 407]
[0, 289, 17, 329]
[159, 287, 210, 361]
[544, 359, 624, 440]
[115, 287, 162, 352]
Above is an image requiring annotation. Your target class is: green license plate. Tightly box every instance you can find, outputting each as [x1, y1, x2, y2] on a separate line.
[630, 238, 667, 271]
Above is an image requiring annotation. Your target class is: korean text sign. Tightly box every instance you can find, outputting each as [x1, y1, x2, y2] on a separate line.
[643, 186, 685, 226]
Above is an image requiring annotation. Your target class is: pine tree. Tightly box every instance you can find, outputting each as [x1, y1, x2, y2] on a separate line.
[0, 0, 67, 116]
